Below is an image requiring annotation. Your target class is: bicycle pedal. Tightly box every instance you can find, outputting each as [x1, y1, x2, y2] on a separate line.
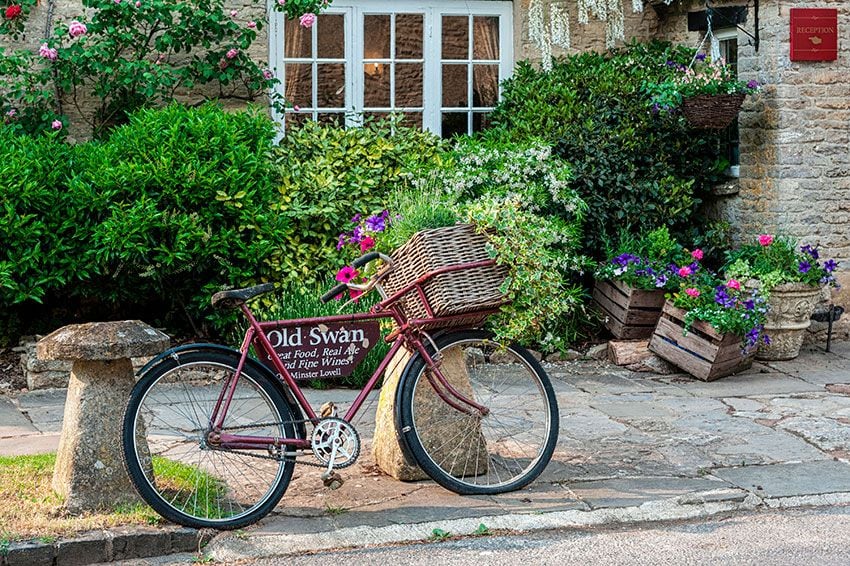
[322, 471, 344, 490]
[320, 402, 337, 418]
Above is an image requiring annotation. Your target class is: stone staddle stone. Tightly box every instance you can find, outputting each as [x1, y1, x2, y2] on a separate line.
[373, 346, 488, 481]
[37, 321, 170, 513]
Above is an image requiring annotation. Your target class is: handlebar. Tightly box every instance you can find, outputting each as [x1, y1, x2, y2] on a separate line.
[320, 252, 394, 304]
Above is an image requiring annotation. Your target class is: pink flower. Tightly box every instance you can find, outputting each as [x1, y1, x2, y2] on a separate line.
[685, 288, 700, 298]
[299, 12, 316, 28]
[247, 20, 256, 29]
[6, 108, 16, 117]
[726, 279, 741, 291]
[219, 59, 228, 70]
[4, 5, 22, 19]
[335, 266, 358, 283]
[51, 120, 63, 130]
[359, 236, 375, 252]
[39, 43, 58, 61]
[349, 288, 363, 302]
[68, 20, 87, 38]
[262, 69, 273, 80]
[229, 9, 237, 17]
[677, 266, 692, 278]
[134, 0, 140, 6]
[691, 248, 704, 261]
[758, 234, 774, 247]
[226, 48, 239, 59]
[277, 0, 284, 4]
[293, 104, 300, 112]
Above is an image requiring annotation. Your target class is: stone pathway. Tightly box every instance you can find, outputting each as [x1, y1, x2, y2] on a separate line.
[3, 342, 850, 563]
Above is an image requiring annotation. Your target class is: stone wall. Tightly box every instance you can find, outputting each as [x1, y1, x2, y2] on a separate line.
[649, 0, 850, 336]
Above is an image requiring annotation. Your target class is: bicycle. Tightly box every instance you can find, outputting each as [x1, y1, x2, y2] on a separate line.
[122, 251, 559, 529]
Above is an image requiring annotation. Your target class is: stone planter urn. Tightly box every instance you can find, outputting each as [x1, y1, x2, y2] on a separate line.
[757, 283, 823, 361]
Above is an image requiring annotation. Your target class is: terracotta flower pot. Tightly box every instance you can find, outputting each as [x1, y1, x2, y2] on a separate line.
[757, 283, 823, 361]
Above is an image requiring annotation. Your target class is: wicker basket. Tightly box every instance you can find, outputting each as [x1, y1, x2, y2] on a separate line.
[681, 93, 746, 130]
[382, 224, 508, 326]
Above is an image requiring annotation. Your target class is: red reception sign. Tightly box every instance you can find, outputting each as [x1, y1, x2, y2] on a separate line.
[790, 8, 838, 62]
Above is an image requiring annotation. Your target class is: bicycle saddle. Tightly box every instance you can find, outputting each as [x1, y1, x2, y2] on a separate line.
[211, 283, 275, 310]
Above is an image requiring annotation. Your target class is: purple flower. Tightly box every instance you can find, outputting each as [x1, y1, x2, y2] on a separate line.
[824, 259, 837, 273]
[714, 286, 735, 309]
[665, 60, 677, 67]
[365, 214, 386, 233]
[695, 53, 707, 61]
[349, 225, 363, 244]
[654, 274, 668, 288]
[799, 260, 812, 274]
[763, 333, 771, 346]
[351, 213, 361, 224]
[336, 234, 346, 250]
[651, 103, 661, 115]
[746, 80, 760, 89]
[801, 244, 819, 260]
[744, 299, 755, 311]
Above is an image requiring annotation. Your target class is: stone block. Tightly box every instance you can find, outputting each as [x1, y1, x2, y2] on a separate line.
[110, 530, 172, 561]
[608, 340, 651, 366]
[5, 541, 55, 566]
[27, 370, 70, 390]
[585, 343, 609, 361]
[55, 534, 109, 566]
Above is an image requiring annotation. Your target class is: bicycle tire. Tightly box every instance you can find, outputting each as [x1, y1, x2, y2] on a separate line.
[122, 351, 297, 529]
[397, 329, 559, 495]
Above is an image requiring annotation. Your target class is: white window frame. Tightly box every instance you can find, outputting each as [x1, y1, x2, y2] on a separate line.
[714, 28, 740, 178]
[268, 0, 514, 135]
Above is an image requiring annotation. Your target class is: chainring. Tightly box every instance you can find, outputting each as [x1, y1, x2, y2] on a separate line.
[311, 417, 360, 469]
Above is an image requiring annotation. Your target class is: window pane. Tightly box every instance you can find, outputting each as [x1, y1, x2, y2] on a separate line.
[285, 18, 311, 58]
[442, 16, 468, 59]
[402, 112, 423, 129]
[472, 112, 494, 133]
[396, 63, 423, 107]
[364, 64, 391, 107]
[317, 113, 345, 126]
[473, 16, 500, 60]
[442, 64, 468, 107]
[441, 112, 468, 138]
[473, 64, 499, 107]
[317, 14, 344, 59]
[285, 112, 310, 130]
[285, 63, 312, 107]
[364, 14, 391, 59]
[317, 63, 345, 107]
[396, 14, 423, 59]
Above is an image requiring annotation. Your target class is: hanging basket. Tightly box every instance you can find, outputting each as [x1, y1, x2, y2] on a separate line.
[681, 93, 746, 130]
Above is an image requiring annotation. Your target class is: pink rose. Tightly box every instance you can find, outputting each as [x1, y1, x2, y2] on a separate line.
[262, 69, 273, 80]
[691, 248, 704, 261]
[685, 288, 700, 298]
[726, 279, 741, 290]
[229, 9, 237, 17]
[135, 1, 140, 6]
[226, 48, 239, 59]
[68, 20, 87, 38]
[39, 43, 58, 61]
[247, 20, 256, 29]
[758, 234, 774, 246]
[51, 120, 63, 130]
[678, 266, 692, 278]
[299, 12, 316, 28]
[277, 0, 284, 4]
[293, 104, 300, 112]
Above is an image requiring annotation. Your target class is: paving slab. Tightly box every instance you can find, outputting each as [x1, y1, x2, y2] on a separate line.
[0, 395, 38, 437]
[658, 372, 822, 398]
[15, 387, 68, 408]
[712, 460, 850, 498]
[0, 432, 60, 456]
[555, 373, 657, 395]
[589, 401, 676, 420]
[568, 476, 730, 509]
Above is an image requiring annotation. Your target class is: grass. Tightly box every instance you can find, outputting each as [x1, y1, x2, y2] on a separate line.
[150, 456, 228, 520]
[0, 453, 225, 541]
[0, 453, 161, 541]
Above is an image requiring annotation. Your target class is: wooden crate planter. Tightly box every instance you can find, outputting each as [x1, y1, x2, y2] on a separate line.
[592, 279, 666, 339]
[648, 302, 754, 381]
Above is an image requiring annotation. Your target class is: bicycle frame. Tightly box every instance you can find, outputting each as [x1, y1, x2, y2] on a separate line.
[206, 259, 502, 453]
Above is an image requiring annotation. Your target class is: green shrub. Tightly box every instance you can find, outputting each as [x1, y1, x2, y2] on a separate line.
[273, 115, 448, 283]
[489, 41, 728, 255]
[0, 104, 288, 341]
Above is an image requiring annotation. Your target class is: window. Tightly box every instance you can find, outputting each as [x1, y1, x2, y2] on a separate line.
[716, 29, 740, 177]
[269, 1, 513, 137]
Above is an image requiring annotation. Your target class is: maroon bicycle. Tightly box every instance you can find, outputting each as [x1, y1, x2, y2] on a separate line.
[122, 251, 559, 529]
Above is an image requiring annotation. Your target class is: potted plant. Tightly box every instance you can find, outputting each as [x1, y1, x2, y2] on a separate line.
[649, 275, 770, 381]
[724, 234, 840, 361]
[593, 227, 699, 339]
[646, 54, 761, 129]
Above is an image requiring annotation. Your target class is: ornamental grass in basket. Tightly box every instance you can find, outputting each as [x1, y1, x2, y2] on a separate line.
[645, 53, 761, 129]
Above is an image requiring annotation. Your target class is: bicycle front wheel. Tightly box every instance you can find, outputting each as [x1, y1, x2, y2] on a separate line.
[122, 351, 297, 529]
[398, 330, 559, 495]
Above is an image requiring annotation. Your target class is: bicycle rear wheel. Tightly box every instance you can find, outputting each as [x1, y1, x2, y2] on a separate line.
[122, 351, 296, 529]
[398, 330, 558, 495]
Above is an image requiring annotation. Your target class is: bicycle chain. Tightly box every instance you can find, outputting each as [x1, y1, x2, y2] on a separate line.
[210, 419, 332, 468]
